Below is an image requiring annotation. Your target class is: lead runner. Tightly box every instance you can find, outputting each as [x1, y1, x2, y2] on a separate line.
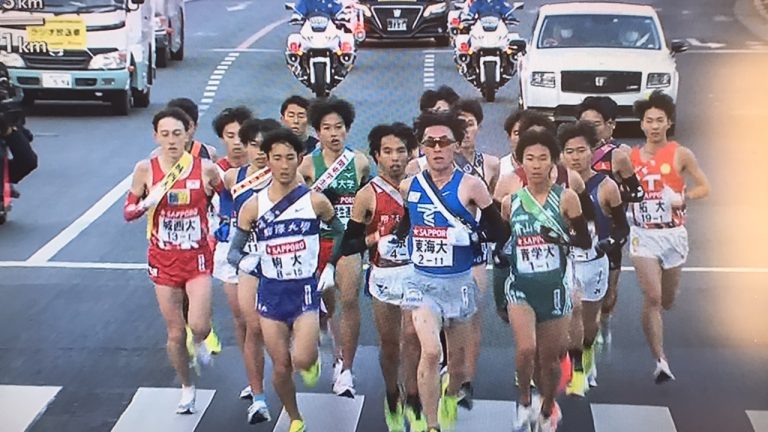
[123, 107, 222, 414]
[228, 127, 345, 432]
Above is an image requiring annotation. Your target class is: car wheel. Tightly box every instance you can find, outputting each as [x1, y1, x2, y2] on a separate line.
[170, 11, 184, 61]
[132, 86, 151, 108]
[111, 90, 131, 116]
[157, 45, 169, 68]
[435, 35, 451, 47]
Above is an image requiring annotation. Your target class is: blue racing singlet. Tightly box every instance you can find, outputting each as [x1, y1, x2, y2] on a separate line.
[406, 170, 478, 275]
[586, 173, 611, 241]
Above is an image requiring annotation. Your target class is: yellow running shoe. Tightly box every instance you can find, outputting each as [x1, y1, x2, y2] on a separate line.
[404, 404, 428, 432]
[566, 370, 587, 397]
[205, 324, 222, 355]
[384, 400, 405, 432]
[582, 348, 595, 382]
[299, 358, 321, 388]
[288, 419, 306, 432]
[438, 394, 458, 428]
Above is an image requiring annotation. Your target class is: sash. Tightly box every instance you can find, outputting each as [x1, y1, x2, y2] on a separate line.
[255, 185, 311, 232]
[415, 171, 475, 234]
[518, 186, 569, 240]
[232, 166, 272, 199]
[311, 149, 355, 192]
[591, 142, 615, 171]
[370, 176, 402, 207]
[145, 152, 194, 239]
[453, 151, 488, 187]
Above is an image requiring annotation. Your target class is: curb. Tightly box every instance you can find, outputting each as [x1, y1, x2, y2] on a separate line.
[734, 0, 768, 42]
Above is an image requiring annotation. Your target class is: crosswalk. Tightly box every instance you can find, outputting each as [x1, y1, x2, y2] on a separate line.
[2, 384, 767, 432]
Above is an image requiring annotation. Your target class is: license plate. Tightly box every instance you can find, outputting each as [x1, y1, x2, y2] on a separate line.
[41, 73, 72, 88]
[387, 18, 407, 31]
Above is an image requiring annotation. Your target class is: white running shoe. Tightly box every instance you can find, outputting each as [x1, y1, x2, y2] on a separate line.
[247, 399, 271, 424]
[332, 358, 343, 383]
[239, 385, 253, 400]
[654, 358, 675, 384]
[588, 362, 598, 388]
[537, 401, 562, 432]
[176, 385, 196, 414]
[513, 394, 541, 432]
[333, 368, 356, 398]
[195, 341, 213, 368]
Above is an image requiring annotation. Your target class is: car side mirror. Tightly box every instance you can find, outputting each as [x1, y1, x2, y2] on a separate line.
[509, 39, 527, 55]
[670, 39, 688, 54]
[130, 0, 145, 4]
[512, 2, 524, 11]
[285, 2, 296, 11]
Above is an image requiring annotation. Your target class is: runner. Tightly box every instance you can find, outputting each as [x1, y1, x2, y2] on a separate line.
[501, 129, 592, 432]
[228, 128, 345, 432]
[396, 111, 510, 431]
[629, 91, 709, 383]
[339, 122, 426, 431]
[219, 118, 280, 423]
[123, 108, 222, 414]
[499, 109, 524, 178]
[577, 96, 644, 343]
[167, 97, 218, 160]
[298, 97, 370, 398]
[280, 95, 320, 155]
[419, 85, 460, 114]
[559, 121, 629, 394]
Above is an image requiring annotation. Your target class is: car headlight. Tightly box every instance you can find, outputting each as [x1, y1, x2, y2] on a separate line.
[88, 50, 128, 70]
[647, 72, 671, 88]
[531, 72, 556, 88]
[424, 3, 447, 17]
[0, 52, 25, 68]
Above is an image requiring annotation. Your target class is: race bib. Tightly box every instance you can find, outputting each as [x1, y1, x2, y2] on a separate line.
[334, 195, 354, 226]
[243, 230, 259, 254]
[377, 234, 410, 262]
[158, 215, 202, 246]
[570, 223, 598, 261]
[412, 226, 452, 267]
[633, 190, 672, 226]
[516, 235, 560, 274]
[264, 239, 312, 279]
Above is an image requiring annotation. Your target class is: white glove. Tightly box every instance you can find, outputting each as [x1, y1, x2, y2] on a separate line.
[447, 226, 471, 246]
[141, 186, 165, 210]
[318, 263, 336, 292]
[238, 252, 261, 274]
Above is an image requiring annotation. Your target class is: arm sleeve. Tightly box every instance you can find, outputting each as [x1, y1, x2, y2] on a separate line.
[620, 174, 645, 203]
[569, 214, 592, 250]
[577, 189, 596, 221]
[6, 129, 37, 183]
[326, 215, 346, 265]
[479, 203, 510, 245]
[394, 207, 411, 240]
[608, 203, 630, 244]
[340, 219, 367, 256]
[123, 191, 146, 222]
[227, 227, 250, 268]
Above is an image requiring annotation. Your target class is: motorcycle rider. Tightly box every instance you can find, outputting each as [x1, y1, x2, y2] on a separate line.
[461, 0, 518, 22]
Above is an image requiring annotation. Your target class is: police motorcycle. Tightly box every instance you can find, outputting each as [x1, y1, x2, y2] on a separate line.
[0, 63, 33, 225]
[284, 2, 360, 98]
[453, 2, 526, 102]
[447, 0, 471, 43]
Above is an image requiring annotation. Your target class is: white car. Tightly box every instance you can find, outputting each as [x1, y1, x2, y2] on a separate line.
[519, 2, 688, 122]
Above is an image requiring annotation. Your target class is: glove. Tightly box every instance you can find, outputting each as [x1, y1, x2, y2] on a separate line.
[213, 221, 231, 243]
[141, 186, 165, 210]
[447, 226, 471, 246]
[238, 252, 261, 275]
[492, 250, 509, 269]
[318, 263, 335, 292]
[596, 237, 618, 255]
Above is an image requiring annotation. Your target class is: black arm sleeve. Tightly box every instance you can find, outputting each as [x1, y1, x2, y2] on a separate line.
[492, 199, 502, 212]
[479, 203, 510, 245]
[5, 128, 37, 183]
[341, 219, 367, 256]
[569, 214, 592, 250]
[620, 174, 645, 203]
[608, 203, 630, 244]
[326, 215, 346, 266]
[577, 189, 596, 221]
[227, 227, 250, 268]
[394, 206, 411, 240]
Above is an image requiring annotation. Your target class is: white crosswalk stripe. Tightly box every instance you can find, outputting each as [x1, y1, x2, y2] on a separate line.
[591, 404, 678, 432]
[747, 411, 768, 432]
[110, 387, 216, 432]
[0, 385, 61, 432]
[272, 393, 365, 431]
[455, 400, 517, 430]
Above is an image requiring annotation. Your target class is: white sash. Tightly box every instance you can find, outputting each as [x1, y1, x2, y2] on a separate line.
[231, 166, 272, 199]
[311, 149, 356, 192]
[370, 176, 403, 206]
[414, 172, 469, 231]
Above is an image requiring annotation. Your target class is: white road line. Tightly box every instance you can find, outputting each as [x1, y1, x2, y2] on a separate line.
[200, 98, 214, 103]
[592, 404, 678, 432]
[215, 65, 229, 70]
[747, 410, 768, 432]
[272, 393, 364, 432]
[207, 80, 221, 85]
[221, 60, 234, 65]
[198, 104, 210, 111]
[453, 400, 517, 430]
[0, 385, 61, 432]
[228, 52, 241, 57]
[111, 388, 215, 432]
[203, 91, 216, 97]
[205, 86, 217, 91]
[25, 176, 132, 263]
[22, 19, 288, 264]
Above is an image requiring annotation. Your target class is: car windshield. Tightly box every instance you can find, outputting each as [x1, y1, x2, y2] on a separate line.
[41, 0, 123, 12]
[537, 14, 661, 50]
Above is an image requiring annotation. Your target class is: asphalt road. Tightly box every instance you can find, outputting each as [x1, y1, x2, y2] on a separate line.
[1, 0, 767, 431]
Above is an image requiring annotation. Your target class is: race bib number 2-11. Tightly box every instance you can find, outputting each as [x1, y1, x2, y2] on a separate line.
[412, 226, 452, 267]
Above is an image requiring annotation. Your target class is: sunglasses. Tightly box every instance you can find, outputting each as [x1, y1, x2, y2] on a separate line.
[421, 136, 456, 149]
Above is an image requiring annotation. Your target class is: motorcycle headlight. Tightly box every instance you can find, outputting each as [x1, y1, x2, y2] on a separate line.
[647, 72, 671, 88]
[309, 16, 330, 32]
[88, 50, 128, 70]
[424, 3, 447, 17]
[0, 52, 25, 68]
[531, 72, 556, 88]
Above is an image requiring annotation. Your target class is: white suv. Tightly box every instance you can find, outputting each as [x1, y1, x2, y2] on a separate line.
[519, 2, 688, 122]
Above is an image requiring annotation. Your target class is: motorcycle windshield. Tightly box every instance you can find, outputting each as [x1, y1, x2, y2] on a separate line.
[479, 15, 500, 32]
